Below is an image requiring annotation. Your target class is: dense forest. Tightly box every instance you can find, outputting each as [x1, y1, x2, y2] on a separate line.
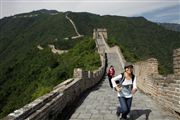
[0, 10, 100, 118]
[1, 9, 180, 118]
[0, 37, 100, 118]
[67, 12, 180, 74]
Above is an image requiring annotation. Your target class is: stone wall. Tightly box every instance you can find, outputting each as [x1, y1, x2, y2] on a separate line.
[93, 28, 126, 68]
[134, 48, 180, 114]
[3, 35, 107, 120]
[174, 48, 180, 77]
[93, 29, 180, 114]
[93, 28, 108, 40]
[109, 46, 126, 69]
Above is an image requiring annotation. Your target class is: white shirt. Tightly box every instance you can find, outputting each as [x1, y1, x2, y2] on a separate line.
[111, 73, 137, 98]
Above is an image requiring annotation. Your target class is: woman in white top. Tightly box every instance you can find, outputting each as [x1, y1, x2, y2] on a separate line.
[111, 62, 137, 120]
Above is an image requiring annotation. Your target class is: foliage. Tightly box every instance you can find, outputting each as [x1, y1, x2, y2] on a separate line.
[68, 13, 180, 74]
[1, 10, 180, 118]
[0, 34, 100, 118]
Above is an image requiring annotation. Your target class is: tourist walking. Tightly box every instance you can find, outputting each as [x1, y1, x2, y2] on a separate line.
[107, 65, 115, 88]
[111, 62, 137, 120]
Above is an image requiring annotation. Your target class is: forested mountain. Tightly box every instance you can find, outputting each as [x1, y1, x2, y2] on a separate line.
[1, 9, 180, 118]
[158, 23, 180, 32]
[67, 12, 180, 74]
[0, 10, 100, 118]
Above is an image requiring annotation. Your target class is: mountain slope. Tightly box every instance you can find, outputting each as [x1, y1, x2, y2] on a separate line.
[1, 10, 180, 118]
[0, 38, 100, 118]
[67, 12, 180, 74]
[158, 23, 180, 32]
[0, 10, 100, 118]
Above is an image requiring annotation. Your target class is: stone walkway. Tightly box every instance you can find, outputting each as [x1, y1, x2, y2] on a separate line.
[68, 53, 178, 120]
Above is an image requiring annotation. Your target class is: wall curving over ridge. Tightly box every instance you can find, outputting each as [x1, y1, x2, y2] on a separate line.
[3, 30, 107, 120]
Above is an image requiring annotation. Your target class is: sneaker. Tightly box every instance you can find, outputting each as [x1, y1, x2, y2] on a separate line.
[127, 113, 130, 119]
[120, 118, 127, 120]
[120, 115, 127, 120]
[116, 107, 120, 117]
[116, 110, 120, 117]
[116, 107, 122, 117]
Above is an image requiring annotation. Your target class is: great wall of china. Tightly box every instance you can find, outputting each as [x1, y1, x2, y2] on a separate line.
[3, 28, 180, 120]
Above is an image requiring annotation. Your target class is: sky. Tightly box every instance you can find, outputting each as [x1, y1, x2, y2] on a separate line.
[0, 0, 180, 24]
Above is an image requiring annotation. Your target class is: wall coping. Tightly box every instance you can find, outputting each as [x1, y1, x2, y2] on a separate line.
[4, 33, 107, 120]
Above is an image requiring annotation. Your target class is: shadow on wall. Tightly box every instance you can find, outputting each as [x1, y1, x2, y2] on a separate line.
[129, 109, 152, 120]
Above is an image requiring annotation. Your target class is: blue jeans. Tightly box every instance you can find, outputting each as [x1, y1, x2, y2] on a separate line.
[118, 97, 132, 119]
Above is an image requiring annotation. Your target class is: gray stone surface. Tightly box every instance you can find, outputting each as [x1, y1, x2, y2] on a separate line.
[69, 53, 179, 120]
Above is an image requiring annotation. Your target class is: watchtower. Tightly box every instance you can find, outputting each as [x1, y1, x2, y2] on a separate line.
[93, 28, 108, 40]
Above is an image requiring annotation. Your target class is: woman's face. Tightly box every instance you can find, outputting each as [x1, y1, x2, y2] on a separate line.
[125, 66, 133, 74]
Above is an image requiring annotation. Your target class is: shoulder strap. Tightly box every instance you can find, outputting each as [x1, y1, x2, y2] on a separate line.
[131, 74, 135, 88]
[132, 74, 135, 83]
[120, 73, 135, 85]
[120, 72, 125, 85]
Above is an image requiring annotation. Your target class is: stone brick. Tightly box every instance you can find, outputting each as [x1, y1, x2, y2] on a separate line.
[78, 114, 91, 119]
[4, 36, 107, 120]
[135, 48, 180, 114]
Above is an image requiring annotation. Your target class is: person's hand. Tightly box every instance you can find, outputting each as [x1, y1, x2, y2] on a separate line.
[115, 85, 122, 92]
[131, 88, 137, 95]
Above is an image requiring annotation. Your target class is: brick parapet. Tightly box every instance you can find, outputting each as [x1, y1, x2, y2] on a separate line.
[134, 48, 180, 115]
[173, 48, 180, 78]
[4, 31, 107, 120]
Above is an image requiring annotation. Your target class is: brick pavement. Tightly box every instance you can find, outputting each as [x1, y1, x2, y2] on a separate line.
[68, 53, 178, 120]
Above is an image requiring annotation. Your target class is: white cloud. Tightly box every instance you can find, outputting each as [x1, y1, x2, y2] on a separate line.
[170, 19, 180, 24]
[153, 12, 180, 18]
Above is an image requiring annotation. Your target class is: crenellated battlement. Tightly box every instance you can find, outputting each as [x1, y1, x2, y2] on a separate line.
[173, 48, 180, 77]
[134, 48, 180, 115]
[3, 28, 180, 120]
[93, 28, 108, 40]
[3, 29, 107, 120]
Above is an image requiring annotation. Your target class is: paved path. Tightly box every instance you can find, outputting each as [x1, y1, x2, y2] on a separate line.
[68, 52, 178, 120]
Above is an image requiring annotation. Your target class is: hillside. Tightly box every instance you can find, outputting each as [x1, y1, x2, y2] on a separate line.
[158, 23, 180, 32]
[0, 37, 100, 118]
[1, 9, 180, 118]
[67, 12, 180, 74]
[2, 10, 179, 75]
[0, 10, 100, 118]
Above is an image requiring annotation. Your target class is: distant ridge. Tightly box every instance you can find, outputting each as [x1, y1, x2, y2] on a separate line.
[0, 9, 180, 118]
[158, 23, 180, 32]
[17, 9, 59, 15]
